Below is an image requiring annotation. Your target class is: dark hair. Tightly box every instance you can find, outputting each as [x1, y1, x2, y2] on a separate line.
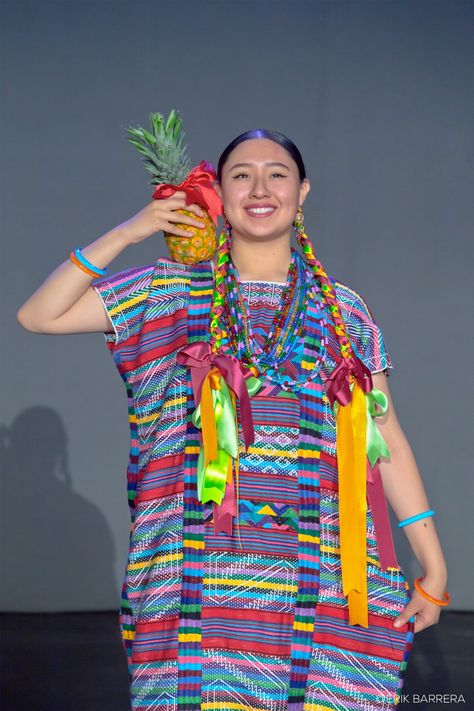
[216, 128, 306, 183]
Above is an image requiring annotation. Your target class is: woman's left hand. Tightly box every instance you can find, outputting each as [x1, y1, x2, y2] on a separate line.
[393, 575, 448, 633]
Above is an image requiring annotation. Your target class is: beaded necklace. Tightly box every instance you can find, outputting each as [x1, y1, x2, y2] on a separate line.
[222, 248, 329, 391]
[209, 216, 357, 369]
[224, 249, 299, 366]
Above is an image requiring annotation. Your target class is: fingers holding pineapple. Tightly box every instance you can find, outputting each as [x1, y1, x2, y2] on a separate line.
[157, 191, 207, 238]
[161, 195, 218, 264]
[161, 191, 205, 216]
[119, 193, 206, 245]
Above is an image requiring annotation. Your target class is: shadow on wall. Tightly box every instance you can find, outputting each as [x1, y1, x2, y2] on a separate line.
[0, 406, 117, 611]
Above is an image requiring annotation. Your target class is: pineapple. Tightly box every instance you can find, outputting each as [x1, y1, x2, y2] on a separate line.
[125, 109, 221, 264]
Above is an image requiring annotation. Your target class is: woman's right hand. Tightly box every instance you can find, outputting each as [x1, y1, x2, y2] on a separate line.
[119, 191, 206, 245]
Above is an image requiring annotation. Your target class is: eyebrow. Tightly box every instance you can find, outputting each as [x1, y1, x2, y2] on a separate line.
[228, 161, 290, 171]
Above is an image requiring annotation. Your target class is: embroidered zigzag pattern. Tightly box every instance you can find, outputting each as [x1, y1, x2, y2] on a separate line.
[238, 500, 298, 531]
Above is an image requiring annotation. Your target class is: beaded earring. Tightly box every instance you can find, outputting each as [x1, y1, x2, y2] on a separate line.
[293, 205, 304, 230]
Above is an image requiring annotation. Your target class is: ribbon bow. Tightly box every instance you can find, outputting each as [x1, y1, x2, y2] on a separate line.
[325, 355, 373, 408]
[177, 341, 261, 536]
[152, 160, 223, 224]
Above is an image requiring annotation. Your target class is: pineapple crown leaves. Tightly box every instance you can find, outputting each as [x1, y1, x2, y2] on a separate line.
[125, 109, 192, 186]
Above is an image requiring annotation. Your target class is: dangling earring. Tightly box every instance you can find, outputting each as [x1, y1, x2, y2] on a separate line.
[223, 215, 232, 237]
[293, 205, 304, 239]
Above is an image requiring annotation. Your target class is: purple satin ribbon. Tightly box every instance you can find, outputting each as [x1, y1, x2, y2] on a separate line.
[325, 355, 374, 407]
[366, 459, 398, 570]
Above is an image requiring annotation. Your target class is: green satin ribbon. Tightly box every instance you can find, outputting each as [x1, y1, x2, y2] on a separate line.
[192, 375, 262, 504]
[333, 386, 390, 467]
[365, 388, 390, 466]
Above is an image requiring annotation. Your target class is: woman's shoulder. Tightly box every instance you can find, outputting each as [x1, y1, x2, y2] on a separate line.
[97, 257, 213, 291]
[92, 258, 213, 349]
[150, 257, 213, 284]
[330, 276, 376, 322]
[328, 276, 392, 373]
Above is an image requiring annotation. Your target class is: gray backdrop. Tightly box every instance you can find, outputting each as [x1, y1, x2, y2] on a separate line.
[1, 0, 472, 612]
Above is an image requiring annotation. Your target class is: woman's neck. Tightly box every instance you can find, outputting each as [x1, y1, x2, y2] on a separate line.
[228, 236, 292, 282]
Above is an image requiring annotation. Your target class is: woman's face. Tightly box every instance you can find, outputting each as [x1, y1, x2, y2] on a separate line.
[215, 138, 310, 243]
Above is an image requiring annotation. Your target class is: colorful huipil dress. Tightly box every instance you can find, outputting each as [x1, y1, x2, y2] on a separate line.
[93, 256, 415, 711]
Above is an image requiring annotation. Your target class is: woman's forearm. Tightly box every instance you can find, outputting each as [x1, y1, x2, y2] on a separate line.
[371, 373, 448, 590]
[17, 225, 130, 327]
[378, 433, 447, 584]
[17, 196, 206, 332]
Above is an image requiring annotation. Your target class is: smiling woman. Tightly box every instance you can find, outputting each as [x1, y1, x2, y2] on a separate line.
[17, 127, 449, 711]
[215, 137, 309, 267]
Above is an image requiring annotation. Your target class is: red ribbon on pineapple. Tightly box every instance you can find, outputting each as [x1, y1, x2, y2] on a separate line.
[152, 160, 223, 224]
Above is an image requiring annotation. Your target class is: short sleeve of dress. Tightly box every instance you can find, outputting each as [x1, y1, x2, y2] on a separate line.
[334, 281, 393, 376]
[92, 262, 156, 348]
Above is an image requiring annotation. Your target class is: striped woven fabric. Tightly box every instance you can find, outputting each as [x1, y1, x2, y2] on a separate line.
[93, 257, 414, 710]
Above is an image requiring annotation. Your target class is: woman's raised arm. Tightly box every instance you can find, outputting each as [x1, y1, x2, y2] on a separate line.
[16, 193, 206, 334]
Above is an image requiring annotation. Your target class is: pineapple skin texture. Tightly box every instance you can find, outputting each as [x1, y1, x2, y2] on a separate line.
[164, 209, 217, 265]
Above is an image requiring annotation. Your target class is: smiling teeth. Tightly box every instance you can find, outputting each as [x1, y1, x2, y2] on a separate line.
[248, 207, 275, 214]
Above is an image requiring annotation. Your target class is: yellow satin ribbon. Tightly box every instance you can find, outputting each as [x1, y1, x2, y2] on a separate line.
[335, 378, 369, 627]
[200, 367, 220, 469]
[333, 383, 392, 627]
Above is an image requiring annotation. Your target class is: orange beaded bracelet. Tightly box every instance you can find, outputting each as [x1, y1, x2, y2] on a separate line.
[414, 577, 451, 606]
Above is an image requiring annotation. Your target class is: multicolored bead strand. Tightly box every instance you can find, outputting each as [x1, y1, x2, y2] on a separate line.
[227, 250, 300, 360]
[209, 212, 353, 392]
[223, 250, 310, 382]
[209, 222, 331, 390]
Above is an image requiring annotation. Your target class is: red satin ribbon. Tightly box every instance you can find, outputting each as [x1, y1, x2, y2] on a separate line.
[177, 341, 257, 536]
[325, 356, 373, 407]
[366, 459, 398, 570]
[177, 341, 255, 448]
[213, 461, 237, 536]
[152, 160, 223, 225]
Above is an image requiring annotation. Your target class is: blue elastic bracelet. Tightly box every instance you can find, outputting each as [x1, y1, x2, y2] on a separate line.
[74, 247, 108, 276]
[397, 509, 435, 528]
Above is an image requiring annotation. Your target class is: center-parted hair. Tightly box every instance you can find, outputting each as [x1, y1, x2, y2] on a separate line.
[216, 128, 306, 183]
